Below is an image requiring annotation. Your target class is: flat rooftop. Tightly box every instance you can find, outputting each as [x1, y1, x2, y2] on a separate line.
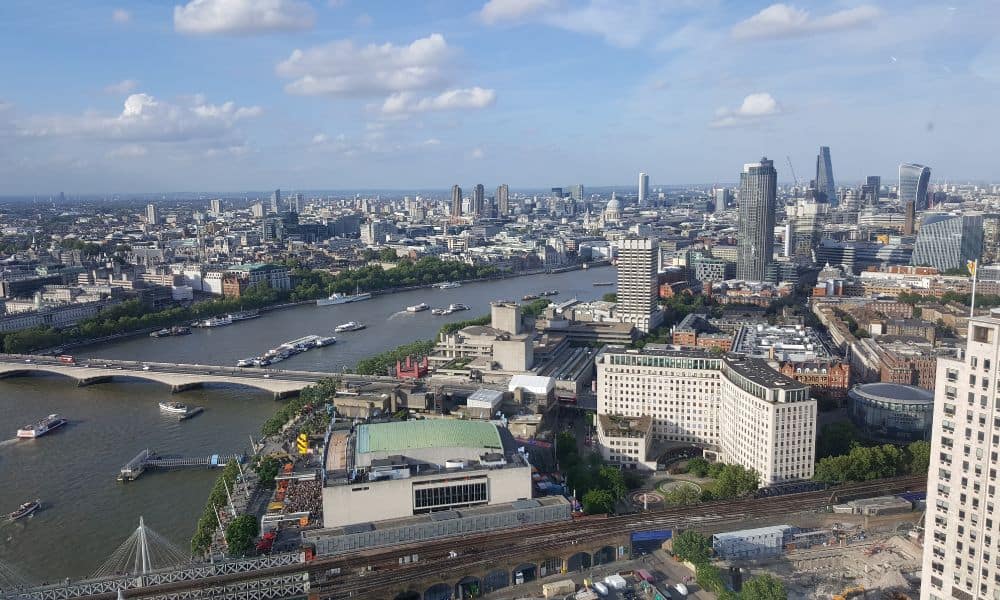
[723, 356, 807, 391]
[356, 420, 503, 458]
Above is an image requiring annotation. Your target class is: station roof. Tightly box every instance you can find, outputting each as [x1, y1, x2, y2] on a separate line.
[356, 420, 503, 456]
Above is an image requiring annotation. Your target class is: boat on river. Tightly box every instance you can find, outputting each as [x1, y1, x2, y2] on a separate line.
[8, 500, 40, 521]
[334, 321, 366, 332]
[317, 286, 371, 306]
[17, 414, 67, 439]
[406, 303, 429, 313]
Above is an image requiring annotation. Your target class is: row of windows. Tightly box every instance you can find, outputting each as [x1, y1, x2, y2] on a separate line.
[413, 482, 488, 511]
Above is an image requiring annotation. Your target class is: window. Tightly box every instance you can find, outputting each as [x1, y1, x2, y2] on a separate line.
[974, 326, 994, 344]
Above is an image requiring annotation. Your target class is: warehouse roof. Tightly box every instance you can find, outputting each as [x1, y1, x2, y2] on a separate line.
[356, 420, 503, 457]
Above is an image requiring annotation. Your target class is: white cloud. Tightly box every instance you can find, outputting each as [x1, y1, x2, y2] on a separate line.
[277, 34, 453, 97]
[311, 133, 330, 144]
[112, 9, 131, 24]
[174, 0, 315, 35]
[710, 92, 782, 127]
[104, 79, 139, 95]
[107, 144, 148, 158]
[19, 93, 262, 143]
[381, 87, 496, 115]
[480, 0, 557, 24]
[469, 147, 485, 159]
[422, 138, 441, 146]
[732, 4, 882, 41]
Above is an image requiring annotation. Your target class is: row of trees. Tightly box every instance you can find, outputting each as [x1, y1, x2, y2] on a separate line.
[672, 530, 787, 599]
[898, 290, 1000, 309]
[260, 378, 338, 437]
[813, 440, 930, 484]
[555, 431, 631, 514]
[190, 460, 242, 555]
[681, 458, 760, 501]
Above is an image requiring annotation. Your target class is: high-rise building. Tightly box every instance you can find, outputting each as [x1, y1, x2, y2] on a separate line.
[250, 202, 264, 219]
[289, 193, 303, 214]
[899, 163, 931, 211]
[568, 184, 584, 202]
[261, 216, 283, 242]
[269, 189, 281, 214]
[209, 198, 222, 216]
[714, 188, 732, 214]
[737, 158, 778, 282]
[904, 201, 916, 235]
[921, 315, 1000, 600]
[496, 184, 509, 216]
[862, 176, 881, 207]
[145, 203, 159, 225]
[787, 197, 829, 262]
[815, 146, 836, 205]
[595, 348, 816, 484]
[473, 184, 485, 217]
[616, 237, 662, 333]
[451, 185, 462, 218]
[911, 212, 983, 271]
[638, 172, 650, 207]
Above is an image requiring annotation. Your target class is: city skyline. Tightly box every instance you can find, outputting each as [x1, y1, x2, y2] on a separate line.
[0, 0, 998, 194]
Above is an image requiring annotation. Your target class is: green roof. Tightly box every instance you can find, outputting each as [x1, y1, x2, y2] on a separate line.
[356, 420, 502, 456]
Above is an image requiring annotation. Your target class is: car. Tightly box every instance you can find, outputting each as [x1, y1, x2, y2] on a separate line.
[142, 365, 151, 371]
[24, 358, 32, 363]
[117, 366, 124, 370]
[263, 374, 271, 378]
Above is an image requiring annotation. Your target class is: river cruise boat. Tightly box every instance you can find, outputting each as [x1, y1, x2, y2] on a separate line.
[17, 414, 67, 439]
[158, 401, 188, 415]
[8, 500, 40, 521]
[437, 281, 462, 289]
[317, 286, 371, 306]
[406, 303, 430, 313]
[334, 321, 366, 332]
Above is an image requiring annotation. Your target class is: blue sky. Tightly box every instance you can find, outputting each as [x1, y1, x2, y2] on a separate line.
[0, 0, 997, 194]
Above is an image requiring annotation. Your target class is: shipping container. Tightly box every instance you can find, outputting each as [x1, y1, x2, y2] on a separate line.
[542, 579, 576, 598]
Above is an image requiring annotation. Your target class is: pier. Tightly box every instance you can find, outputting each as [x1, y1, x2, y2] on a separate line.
[118, 449, 245, 481]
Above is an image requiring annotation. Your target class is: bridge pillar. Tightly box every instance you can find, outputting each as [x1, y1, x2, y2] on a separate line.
[78, 376, 112, 387]
[171, 382, 203, 393]
[274, 389, 300, 400]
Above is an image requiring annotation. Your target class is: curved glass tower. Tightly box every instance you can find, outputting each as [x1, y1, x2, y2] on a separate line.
[816, 146, 836, 205]
[899, 163, 931, 211]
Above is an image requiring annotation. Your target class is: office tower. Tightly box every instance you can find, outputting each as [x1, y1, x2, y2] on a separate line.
[550, 187, 563, 199]
[714, 188, 732, 214]
[289, 193, 303, 214]
[209, 198, 222, 216]
[911, 213, 983, 271]
[496, 184, 509, 216]
[786, 198, 829, 262]
[862, 176, 881, 207]
[269, 189, 281, 214]
[145, 203, 159, 225]
[451, 185, 462, 217]
[261, 217, 283, 242]
[616, 237, 662, 333]
[473, 184, 485, 217]
[568, 184, 584, 202]
[815, 146, 836, 205]
[596, 348, 815, 484]
[899, 163, 931, 211]
[638, 172, 650, 207]
[921, 316, 1000, 599]
[904, 202, 916, 235]
[737, 158, 778, 282]
[983, 215, 1000, 264]
[250, 202, 264, 219]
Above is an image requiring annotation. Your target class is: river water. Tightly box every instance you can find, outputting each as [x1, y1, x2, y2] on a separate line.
[0, 267, 613, 581]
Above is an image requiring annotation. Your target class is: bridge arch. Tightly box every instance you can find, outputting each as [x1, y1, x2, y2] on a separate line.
[481, 569, 509, 593]
[593, 545, 616, 566]
[539, 556, 563, 577]
[455, 576, 481, 599]
[393, 592, 420, 600]
[511, 563, 537, 585]
[424, 582, 453, 600]
[566, 552, 591, 572]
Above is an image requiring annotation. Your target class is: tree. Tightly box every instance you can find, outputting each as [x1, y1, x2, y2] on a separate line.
[714, 464, 759, 499]
[225, 515, 260, 557]
[378, 247, 399, 262]
[663, 483, 701, 506]
[255, 456, 282, 488]
[582, 489, 615, 515]
[695, 562, 726, 594]
[672, 530, 711, 564]
[741, 574, 788, 600]
[816, 421, 860, 458]
[686, 457, 710, 477]
[907, 440, 931, 474]
[598, 466, 627, 500]
[602, 292, 617, 302]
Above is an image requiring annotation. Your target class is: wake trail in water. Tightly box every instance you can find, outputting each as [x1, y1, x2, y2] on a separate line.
[0, 438, 18, 448]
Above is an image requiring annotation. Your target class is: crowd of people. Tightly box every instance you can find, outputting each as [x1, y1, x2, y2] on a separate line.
[284, 479, 322, 519]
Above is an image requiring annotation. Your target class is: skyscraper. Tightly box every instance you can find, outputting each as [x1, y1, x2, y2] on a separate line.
[737, 158, 777, 282]
[815, 146, 836, 205]
[496, 184, 509, 216]
[638, 172, 649, 207]
[145, 203, 159, 225]
[616, 237, 662, 333]
[269, 189, 281, 214]
[289, 193, 303, 214]
[451, 185, 462, 217]
[921, 316, 1000, 599]
[568, 184, 584, 202]
[714, 188, 732, 214]
[473, 184, 485, 217]
[899, 163, 931, 211]
[911, 212, 983, 271]
[209, 198, 222, 216]
[862, 175, 880, 207]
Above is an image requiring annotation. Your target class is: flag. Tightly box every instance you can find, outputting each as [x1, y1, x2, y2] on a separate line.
[968, 260, 978, 278]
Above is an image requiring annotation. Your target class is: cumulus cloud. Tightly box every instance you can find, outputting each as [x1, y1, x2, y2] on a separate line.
[104, 79, 139, 95]
[381, 87, 496, 115]
[19, 93, 262, 143]
[112, 9, 131, 24]
[732, 4, 882, 41]
[107, 144, 148, 158]
[174, 0, 315, 35]
[480, 0, 557, 24]
[277, 34, 453, 97]
[710, 92, 782, 127]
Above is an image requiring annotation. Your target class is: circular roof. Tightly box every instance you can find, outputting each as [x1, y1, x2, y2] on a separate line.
[850, 382, 934, 406]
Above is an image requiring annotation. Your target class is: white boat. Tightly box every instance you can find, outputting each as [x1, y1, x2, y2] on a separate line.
[334, 321, 366, 332]
[17, 414, 67, 439]
[317, 286, 372, 306]
[406, 303, 429, 313]
[198, 315, 233, 328]
[8, 500, 40, 521]
[437, 281, 461, 289]
[431, 308, 452, 316]
[314, 336, 337, 347]
[237, 358, 254, 367]
[448, 303, 470, 311]
[228, 310, 260, 321]
[159, 401, 188, 415]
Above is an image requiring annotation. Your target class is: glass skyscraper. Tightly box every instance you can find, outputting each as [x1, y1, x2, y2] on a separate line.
[815, 146, 836, 205]
[911, 212, 983, 271]
[899, 163, 931, 211]
[737, 158, 777, 282]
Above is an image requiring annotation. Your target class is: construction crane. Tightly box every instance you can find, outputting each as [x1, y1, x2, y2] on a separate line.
[786, 155, 801, 187]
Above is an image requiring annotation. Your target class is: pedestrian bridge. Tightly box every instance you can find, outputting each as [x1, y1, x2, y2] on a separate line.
[0, 354, 334, 398]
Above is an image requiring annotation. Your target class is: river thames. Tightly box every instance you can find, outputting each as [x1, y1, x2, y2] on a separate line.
[0, 266, 613, 580]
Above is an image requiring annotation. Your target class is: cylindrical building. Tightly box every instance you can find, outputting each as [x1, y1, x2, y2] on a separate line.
[847, 382, 934, 443]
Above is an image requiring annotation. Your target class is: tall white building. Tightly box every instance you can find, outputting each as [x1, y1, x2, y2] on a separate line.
[145, 203, 159, 225]
[209, 198, 222, 216]
[921, 315, 1000, 600]
[616, 237, 662, 333]
[638, 172, 650, 207]
[595, 347, 816, 485]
